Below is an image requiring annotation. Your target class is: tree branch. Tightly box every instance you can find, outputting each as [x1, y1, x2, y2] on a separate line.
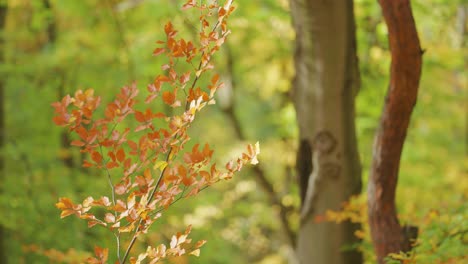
[221, 44, 296, 247]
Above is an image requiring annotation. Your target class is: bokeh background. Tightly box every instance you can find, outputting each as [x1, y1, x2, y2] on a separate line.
[0, 0, 466, 263]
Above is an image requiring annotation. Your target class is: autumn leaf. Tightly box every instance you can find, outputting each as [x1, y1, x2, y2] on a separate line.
[189, 249, 200, 257]
[116, 148, 125, 163]
[153, 48, 165, 56]
[70, 140, 85, 147]
[104, 213, 115, 223]
[135, 111, 146, 122]
[162, 91, 175, 105]
[91, 151, 103, 164]
[153, 161, 168, 171]
[51, 2, 259, 262]
[180, 71, 191, 85]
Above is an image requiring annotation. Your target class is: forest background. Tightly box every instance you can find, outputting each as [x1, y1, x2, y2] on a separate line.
[0, 0, 466, 263]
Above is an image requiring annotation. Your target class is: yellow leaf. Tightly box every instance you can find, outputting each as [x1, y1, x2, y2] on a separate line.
[153, 161, 168, 171]
[189, 249, 200, 257]
[118, 222, 135, 233]
[60, 210, 75, 218]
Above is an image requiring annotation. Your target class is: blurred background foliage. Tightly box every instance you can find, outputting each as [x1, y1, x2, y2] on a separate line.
[0, 0, 466, 263]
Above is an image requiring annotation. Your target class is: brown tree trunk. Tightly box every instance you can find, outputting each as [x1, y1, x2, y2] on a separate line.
[290, 0, 362, 263]
[0, 2, 7, 261]
[367, 0, 422, 263]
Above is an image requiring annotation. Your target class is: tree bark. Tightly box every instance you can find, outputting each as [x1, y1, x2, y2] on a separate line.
[367, 0, 422, 263]
[0, 2, 7, 261]
[289, 0, 362, 263]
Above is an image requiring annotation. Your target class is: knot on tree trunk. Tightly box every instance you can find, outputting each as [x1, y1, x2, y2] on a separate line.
[401, 224, 419, 252]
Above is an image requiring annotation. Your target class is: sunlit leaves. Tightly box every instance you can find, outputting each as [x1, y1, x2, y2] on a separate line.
[86, 246, 108, 264]
[52, 1, 259, 263]
[130, 225, 206, 264]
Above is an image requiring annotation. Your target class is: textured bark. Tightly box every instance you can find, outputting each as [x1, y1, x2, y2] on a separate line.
[0, 2, 7, 261]
[367, 0, 422, 263]
[290, 0, 362, 263]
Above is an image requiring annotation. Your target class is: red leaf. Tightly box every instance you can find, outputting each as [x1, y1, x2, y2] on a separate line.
[162, 91, 175, 105]
[106, 161, 119, 169]
[94, 246, 108, 263]
[134, 111, 146, 122]
[91, 152, 103, 164]
[153, 48, 165, 56]
[164, 22, 175, 36]
[155, 75, 170, 83]
[116, 148, 125, 163]
[71, 140, 85, 147]
[83, 160, 93, 168]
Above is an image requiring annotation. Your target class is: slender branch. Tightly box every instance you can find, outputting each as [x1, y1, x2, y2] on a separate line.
[120, 3, 236, 262]
[220, 44, 296, 247]
[121, 15, 225, 264]
[97, 141, 122, 262]
[437, 228, 468, 247]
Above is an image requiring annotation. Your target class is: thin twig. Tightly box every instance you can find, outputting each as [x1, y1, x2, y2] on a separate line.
[220, 44, 296, 247]
[121, 5, 230, 263]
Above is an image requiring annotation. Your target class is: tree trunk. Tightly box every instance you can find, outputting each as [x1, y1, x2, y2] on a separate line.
[0, 2, 7, 261]
[289, 0, 362, 263]
[367, 0, 422, 263]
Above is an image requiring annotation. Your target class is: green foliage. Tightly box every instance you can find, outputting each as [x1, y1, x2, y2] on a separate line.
[0, 0, 466, 262]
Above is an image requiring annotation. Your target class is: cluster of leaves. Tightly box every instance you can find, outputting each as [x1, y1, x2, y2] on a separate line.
[315, 195, 375, 262]
[22, 245, 91, 264]
[385, 202, 468, 264]
[322, 195, 468, 264]
[51, 1, 259, 263]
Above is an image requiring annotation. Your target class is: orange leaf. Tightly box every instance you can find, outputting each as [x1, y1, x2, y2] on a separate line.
[200, 171, 211, 181]
[56, 197, 74, 209]
[155, 75, 170, 83]
[83, 160, 93, 168]
[162, 91, 175, 105]
[94, 246, 108, 263]
[106, 161, 119, 169]
[153, 48, 165, 56]
[218, 8, 227, 17]
[70, 140, 85, 147]
[60, 210, 75, 218]
[91, 151, 103, 164]
[164, 22, 174, 35]
[135, 111, 146, 122]
[182, 176, 194, 186]
[211, 74, 219, 85]
[116, 148, 125, 163]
